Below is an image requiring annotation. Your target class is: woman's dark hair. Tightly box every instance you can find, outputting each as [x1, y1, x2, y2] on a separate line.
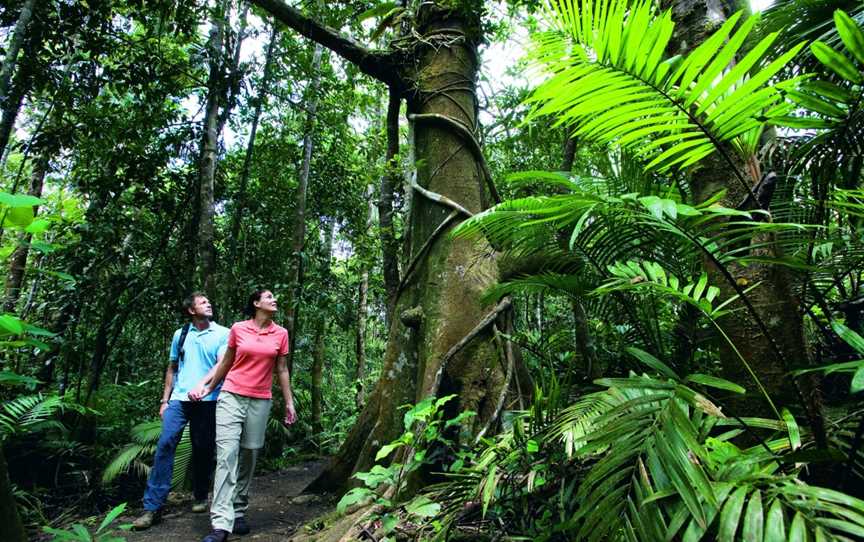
[243, 288, 270, 317]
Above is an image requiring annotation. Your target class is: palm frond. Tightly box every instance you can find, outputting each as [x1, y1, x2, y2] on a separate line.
[527, 0, 804, 179]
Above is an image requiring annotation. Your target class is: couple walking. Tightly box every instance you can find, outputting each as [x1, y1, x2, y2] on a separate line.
[133, 289, 296, 542]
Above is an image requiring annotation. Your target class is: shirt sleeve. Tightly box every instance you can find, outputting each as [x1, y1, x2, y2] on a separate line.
[228, 325, 238, 349]
[278, 330, 289, 356]
[169, 329, 180, 362]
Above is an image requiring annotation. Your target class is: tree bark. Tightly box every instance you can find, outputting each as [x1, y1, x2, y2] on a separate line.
[0, 53, 33, 164]
[310, 3, 520, 492]
[379, 88, 401, 324]
[0, 0, 36, 111]
[663, 0, 823, 437]
[355, 185, 375, 408]
[253, 0, 528, 494]
[3, 155, 46, 313]
[311, 220, 334, 437]
[0, 446, 26, 542]
[284, 42, 324, 376]
[196, 0, 229, 296]
[228, 24, 279, 269]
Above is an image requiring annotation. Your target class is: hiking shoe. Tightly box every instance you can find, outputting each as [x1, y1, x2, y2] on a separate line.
[191, 500, 208, 513]
[233, 516, 250, 535]
[132, 510, 160, 530]
[202, 529, 229, 542]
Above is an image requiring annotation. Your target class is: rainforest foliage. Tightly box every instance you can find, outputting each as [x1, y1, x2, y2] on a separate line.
[1, 0, 864, 540]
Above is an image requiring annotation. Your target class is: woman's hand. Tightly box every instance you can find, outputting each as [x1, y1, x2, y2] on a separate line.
[284, 403, 297, 425]
[188, 383, 210, 401]
[159, 401, 169, 418]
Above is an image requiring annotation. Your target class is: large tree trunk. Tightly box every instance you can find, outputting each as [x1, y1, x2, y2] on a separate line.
[284, 42, 324, 376]
[0, 446, 26, 542]
[309, 3, 517, 492]
[663, 0, 823, 434]
[228, 24, 279, 270]
[3, 155, 46, 312]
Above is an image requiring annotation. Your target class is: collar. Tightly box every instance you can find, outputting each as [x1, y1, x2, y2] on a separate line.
[190, 321, 218, 334]
[243, 319, 276, 335]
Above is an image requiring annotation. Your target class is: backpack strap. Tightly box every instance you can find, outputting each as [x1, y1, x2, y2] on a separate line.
[171, 323, 192, 384]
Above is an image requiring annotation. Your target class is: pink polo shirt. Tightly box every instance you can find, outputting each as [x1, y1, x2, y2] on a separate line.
[223, 319, 289, 399]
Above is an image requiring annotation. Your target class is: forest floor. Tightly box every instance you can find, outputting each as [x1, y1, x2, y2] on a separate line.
[120, 459, 332, 542]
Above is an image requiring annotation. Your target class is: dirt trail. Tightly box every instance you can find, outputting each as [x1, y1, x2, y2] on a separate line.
[121, 460, 331, 542]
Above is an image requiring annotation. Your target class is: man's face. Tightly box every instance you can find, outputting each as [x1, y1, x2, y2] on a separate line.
[188, 296, 213, 318]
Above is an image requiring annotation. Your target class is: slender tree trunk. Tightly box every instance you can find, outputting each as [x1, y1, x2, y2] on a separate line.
[355, 185, 375, 408]
[0, 446, 26, 542]
[378, 88, 401, 324]
[284, 42, 324, 376]
[0, 0, 36, 110]
[228, 24, 279, 269]
[196, 0, 229, 295]
[559, 133, 600, 376]
[0, 55, 33, 164]
[311, 220, 334, 437]
[217, 2, 248, 135]
[3, 155, 46, 312]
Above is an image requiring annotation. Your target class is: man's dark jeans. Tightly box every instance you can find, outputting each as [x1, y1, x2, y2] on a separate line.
[142, 400, 217, 511]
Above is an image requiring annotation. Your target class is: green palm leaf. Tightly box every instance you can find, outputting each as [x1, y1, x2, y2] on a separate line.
[527, 0, 804, 180]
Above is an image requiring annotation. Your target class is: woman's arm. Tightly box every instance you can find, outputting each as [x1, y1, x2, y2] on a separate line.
[275, 354, 296, 424]
[188, 346, 235, 401]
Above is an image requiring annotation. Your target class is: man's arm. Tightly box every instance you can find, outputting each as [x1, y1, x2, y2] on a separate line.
[159, 362, 175, 417]
[276, 354, 296, 425]
[188, 346, 235, 401]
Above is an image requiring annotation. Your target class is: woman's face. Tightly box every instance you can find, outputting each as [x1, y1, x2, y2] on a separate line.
[254, 290, 278, 315]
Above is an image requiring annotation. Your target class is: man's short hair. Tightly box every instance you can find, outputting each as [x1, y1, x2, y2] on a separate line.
[182, 291, 207, 315]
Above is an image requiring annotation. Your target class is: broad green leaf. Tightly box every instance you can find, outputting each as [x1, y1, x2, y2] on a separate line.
[742, 490, 764, 541]
[718, 486, 748, 542]
[811, 41, 862, 83]
[852, 365, 864, 393]
[0, 192, 42, 207]
[357, 2, 397, 22]
[686, 374, 746, 394]
[832, 322, 864, 354]
[4, 206, 34, 227]
[375, 441, 402, 461]
[788, 512, 807, 542]
[625, 347, 678, 380]
[24, 219, 51, 234]
[0, 314, 24, 335]
[835, 10, 864, 65]
[405, 495, 440, 518]
[336, 487, 375, 514]
[763, 499, 786, 541]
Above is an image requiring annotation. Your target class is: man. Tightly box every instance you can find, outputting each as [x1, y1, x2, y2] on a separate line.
[132, 292, 229, 530]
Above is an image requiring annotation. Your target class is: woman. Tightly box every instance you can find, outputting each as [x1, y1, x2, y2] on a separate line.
[189, 288, 296, 542]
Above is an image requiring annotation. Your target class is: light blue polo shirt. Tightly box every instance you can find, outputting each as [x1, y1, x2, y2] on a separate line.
[168, 322, 229, 402]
